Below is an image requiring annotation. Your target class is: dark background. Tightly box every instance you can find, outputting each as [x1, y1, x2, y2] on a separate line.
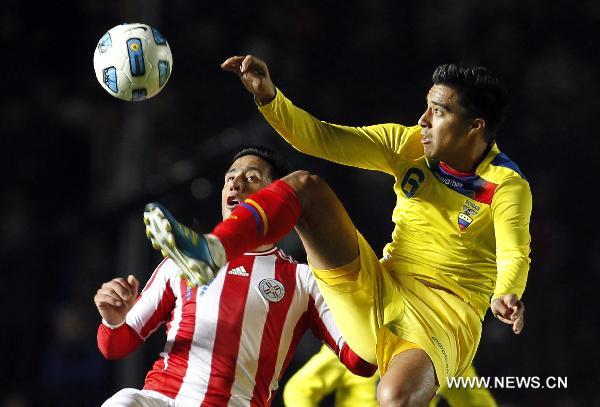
[2, 0, 599, 405]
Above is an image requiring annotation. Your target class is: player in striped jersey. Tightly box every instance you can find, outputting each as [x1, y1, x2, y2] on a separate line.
[94, 146, 376, 406]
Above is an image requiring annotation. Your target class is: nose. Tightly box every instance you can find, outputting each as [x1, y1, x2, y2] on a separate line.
[229, 175, 244, 191]
[418, 108, 431, 128]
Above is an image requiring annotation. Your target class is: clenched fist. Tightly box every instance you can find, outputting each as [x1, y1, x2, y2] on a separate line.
[94, 275, 139, 326]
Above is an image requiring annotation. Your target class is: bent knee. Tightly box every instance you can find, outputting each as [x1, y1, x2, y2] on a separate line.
[282, 170, 329, 198]
[377, 383, 435, 407]
[377, 364, 437, 407]
[378, 384, 410, 407]
[283, 170, 323, 189]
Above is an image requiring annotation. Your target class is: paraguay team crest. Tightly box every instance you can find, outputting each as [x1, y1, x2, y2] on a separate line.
[258, 278, 285, 302]
[458, 200, 480, 231]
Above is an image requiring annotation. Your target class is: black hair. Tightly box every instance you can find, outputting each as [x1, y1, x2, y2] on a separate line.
[432, 64, 508, 142]
[231, 145, 288, 181]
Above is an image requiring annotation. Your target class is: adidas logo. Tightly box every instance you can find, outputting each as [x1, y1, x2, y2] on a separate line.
[228, 266, 249, 277]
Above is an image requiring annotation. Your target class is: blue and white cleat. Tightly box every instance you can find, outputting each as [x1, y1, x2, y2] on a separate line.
[143, 202, 226, 287]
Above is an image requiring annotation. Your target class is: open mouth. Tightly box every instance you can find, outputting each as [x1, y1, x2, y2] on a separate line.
[421, 133, 432, 144]
[226, 196, 241, 209]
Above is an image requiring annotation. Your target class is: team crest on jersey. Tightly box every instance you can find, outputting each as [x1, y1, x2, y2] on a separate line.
[258, 278, 285, 302]
[458, 200, 480, 231]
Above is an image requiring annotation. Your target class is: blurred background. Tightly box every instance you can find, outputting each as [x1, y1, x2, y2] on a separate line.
[1, 0, 598, 405]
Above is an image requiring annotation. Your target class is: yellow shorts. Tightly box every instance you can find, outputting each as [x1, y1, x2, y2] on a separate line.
[311, 231, 482, 385]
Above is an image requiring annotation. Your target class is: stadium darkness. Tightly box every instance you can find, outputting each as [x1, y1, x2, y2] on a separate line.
[1, 0, 598, 405]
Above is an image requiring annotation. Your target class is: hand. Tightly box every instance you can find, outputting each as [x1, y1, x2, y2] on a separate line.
[94, 275, 139, 326]
[490, 294, 525, 334]
[221, 55, 276, 105]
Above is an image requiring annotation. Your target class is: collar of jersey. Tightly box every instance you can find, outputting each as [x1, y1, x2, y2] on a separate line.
[244, 247, 279, 256]
[425, 142, 499, 177]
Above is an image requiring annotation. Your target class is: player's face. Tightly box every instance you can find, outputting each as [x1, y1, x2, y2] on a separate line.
[418, 84, 474, 165]
[222, 155, 272, 219]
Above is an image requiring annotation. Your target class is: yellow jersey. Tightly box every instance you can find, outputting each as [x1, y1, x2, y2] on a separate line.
[259, 89, 532, 319]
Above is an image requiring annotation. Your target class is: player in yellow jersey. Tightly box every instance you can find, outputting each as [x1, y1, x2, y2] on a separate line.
[172, 55, 534, 406]
[284, 345, 497, 407]
[284, 345, 378, 407]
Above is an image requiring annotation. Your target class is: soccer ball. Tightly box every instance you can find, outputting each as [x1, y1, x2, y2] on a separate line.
[93, 23, 173, 101]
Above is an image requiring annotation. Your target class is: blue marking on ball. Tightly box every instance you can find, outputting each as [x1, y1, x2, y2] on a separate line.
[102, 66, 118, 93]
[132, 88, 147, 101]
[126, 38, 145, 77]
[151, 28, 167, 45]
[158, 60, 170, 87]
[98, 32, 112, 54]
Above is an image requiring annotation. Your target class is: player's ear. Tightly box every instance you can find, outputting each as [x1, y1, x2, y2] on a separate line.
[468, 118, 485, 137]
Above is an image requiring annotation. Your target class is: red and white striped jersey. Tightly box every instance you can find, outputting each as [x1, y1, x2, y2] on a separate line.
[97, 248, 374, 406]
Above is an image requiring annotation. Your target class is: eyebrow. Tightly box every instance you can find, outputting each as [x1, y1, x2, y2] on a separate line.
[426, 97, 451, 112]
[225, 166, 262, 175]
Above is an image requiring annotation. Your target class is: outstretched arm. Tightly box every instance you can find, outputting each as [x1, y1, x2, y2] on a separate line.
[222, 55, 419, 174]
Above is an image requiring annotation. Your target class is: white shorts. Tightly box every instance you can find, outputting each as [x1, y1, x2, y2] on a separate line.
[101, 389, 176, 407]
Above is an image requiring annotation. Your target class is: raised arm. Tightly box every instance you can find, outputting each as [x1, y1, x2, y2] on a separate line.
[94, 274, 143, 359]
[95, 259, 177, 359]
[222, 55, 421, 174]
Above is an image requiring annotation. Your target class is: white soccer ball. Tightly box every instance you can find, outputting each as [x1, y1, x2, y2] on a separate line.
[93, 23, 173, 101]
